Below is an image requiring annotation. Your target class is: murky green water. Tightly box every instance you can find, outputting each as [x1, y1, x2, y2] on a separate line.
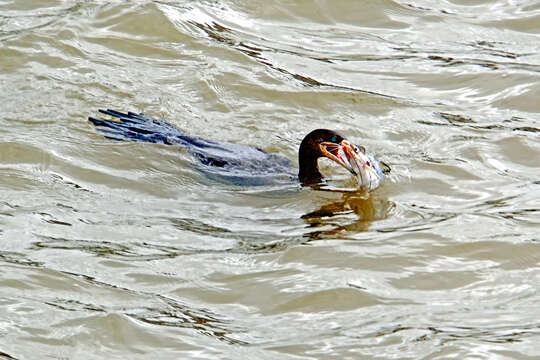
[1, 0, 539, 359]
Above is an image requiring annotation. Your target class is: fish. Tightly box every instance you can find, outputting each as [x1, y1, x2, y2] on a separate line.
[319, 140, 390, 190]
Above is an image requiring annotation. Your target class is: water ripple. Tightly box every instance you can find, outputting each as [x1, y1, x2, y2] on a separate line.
[1, 0, 540, 359]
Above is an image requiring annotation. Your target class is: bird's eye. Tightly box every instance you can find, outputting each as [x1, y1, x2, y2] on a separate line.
[354, 146, 359, 153]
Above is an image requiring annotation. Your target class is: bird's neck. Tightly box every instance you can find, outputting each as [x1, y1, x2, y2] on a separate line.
[298, 148, 322, 185]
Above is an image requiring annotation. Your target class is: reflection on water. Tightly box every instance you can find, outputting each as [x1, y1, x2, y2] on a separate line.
[1, 0, 540, 359]
[302, 191, 393, 238]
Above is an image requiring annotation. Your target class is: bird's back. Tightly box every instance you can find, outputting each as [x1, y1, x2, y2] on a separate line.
[89, 110, 296, 186]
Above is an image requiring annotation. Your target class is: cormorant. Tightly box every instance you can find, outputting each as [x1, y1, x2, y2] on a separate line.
[89, 109, 390, 189]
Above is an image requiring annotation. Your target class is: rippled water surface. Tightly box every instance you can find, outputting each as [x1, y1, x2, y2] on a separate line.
[1, 0, 540, 359]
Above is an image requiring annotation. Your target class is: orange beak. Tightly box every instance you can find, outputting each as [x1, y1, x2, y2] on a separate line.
[319, 140, 358, 175]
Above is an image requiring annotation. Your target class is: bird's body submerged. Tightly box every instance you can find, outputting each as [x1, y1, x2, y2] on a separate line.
[89, 110, 296, 186]
[89, 109, 390, 189]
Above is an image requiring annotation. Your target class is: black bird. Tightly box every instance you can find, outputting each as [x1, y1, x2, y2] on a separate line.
[89, 109, 390, 188]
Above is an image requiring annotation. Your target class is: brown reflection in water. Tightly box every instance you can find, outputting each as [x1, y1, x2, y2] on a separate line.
[302, 191, 393, 240]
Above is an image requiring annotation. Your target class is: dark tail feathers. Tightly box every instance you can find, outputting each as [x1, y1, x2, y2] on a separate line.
[89, 109, 188, 145]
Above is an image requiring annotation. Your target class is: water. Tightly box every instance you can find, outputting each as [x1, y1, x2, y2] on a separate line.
[1, 0, 539, 359]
